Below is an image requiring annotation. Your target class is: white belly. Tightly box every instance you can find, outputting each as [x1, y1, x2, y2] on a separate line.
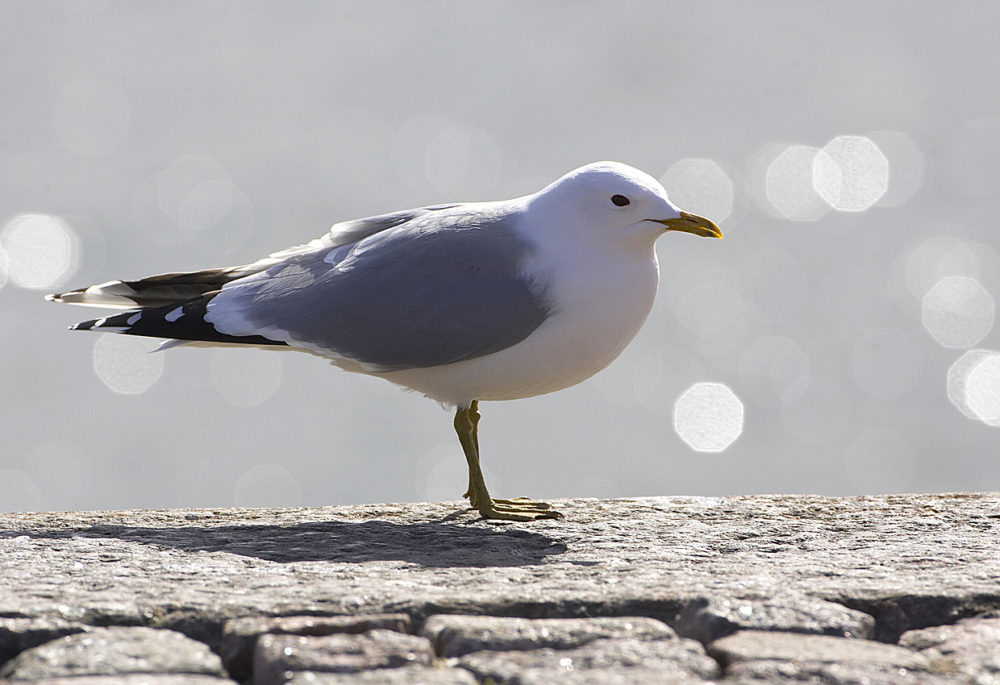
[378, 247, 660, 405]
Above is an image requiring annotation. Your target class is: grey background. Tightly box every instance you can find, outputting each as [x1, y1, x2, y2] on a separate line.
[1, 1, 998, 513]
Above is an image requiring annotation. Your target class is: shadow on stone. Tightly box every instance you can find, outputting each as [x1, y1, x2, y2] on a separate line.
[11, 519, 567, 568]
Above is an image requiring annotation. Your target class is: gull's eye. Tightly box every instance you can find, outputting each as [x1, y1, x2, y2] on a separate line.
[611, 194, 631, 207]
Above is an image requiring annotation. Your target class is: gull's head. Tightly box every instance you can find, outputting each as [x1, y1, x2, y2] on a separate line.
[529, 161, 723, 249]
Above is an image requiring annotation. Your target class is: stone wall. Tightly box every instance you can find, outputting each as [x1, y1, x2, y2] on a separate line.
[2, 493, 999, 683]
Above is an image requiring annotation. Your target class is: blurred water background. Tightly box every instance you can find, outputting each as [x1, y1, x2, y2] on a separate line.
[1, 1, 998, 513]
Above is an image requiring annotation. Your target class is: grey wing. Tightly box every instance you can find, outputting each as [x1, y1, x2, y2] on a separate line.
[47, 205, 460, 309]
[205, 208, 552, 370]
[245, 204, 462, 268]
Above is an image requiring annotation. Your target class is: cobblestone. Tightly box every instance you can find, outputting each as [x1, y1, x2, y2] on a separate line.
[0, 626, 227, 680]
[1, 494, 999, 683]
[253, 630, 435, 685]
[676, 594, 876, 643]
[422, 615, 676, 657]
[222, 614, 411, 682]
[899, 615, 1000, 678]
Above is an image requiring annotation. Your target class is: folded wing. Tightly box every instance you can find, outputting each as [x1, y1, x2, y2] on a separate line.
[53, 203, 553, 371]
[207, 205, 552, 370]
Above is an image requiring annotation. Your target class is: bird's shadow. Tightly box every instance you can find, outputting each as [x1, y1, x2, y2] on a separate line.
[11, 517, 567, 568]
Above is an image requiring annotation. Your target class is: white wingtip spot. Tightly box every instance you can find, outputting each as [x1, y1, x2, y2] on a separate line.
[126, 313, 141, 326]
[154, 339, 190, 352]
[86, 280, 123, 294]
[164, 306, 184, 322]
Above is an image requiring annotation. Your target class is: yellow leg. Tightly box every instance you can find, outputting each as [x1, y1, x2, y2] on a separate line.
[454, 402, 562, 522]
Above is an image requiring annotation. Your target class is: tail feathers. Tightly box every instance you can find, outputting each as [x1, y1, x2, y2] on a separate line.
[47, 266, 257, 309]
[47, 238, 335, 309]
[71, 293, 287, 348]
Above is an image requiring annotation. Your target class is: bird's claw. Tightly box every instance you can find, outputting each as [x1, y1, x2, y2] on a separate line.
[470, 497, 563, 522]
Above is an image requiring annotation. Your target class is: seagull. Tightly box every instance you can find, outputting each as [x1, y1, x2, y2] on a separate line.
[48, 161, 722, 521]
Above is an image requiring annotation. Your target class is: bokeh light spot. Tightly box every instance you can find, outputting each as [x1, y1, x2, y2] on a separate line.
[947, 349, 994, 420]
[921, 276, 995, 348]
[813, 135, 888, 211]
[673, 382, 744, 452]
[0, 214, 80, 290]
[903, 235, 981, 305]
[765, 145, 833, 221]
[660, 158, 734, 224]
[966, 352, 1000, 427]
[92, 335, 165, 394]
[844, 428, 915, 493]
[51, 78, 131, 156]
[868, 130, 925, 207]
[210, 348, 283, 407]
[233, 464, 302, 507]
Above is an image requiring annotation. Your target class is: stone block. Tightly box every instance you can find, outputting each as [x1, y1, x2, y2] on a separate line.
[222, 614, 410, 682]
[899, 615, 1000, 677]
[676, 594, 876, 643]
[0, 626, 226, 680]
[253, 630, 435, 685]
[458, 636, 719, 684]
[421, 614, 676, 657]
[284, 666, 477, 683]
[708, 630, 930, 669]
[0, 616, 90, 663]
[725, 660, 961, 684]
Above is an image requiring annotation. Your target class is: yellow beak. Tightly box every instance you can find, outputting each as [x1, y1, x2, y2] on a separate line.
[654, 211, 724, 239]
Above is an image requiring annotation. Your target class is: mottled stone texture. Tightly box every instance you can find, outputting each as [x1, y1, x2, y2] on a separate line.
[899, 615, 1000, 678]
[222, 614, 411, 682]
[1, 493, 1000, 683]
[0, 617, 91, 663]
[253, 630, 435, 685]
[0, 626, 226, 680]
[457, 636, 719, 684]
[421, 615, 677, 657]
[283, 669, 478, 684]
[676, 594, 876, 643]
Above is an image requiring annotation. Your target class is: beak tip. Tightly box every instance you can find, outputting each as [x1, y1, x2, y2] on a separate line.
[661, 212, 724, 240]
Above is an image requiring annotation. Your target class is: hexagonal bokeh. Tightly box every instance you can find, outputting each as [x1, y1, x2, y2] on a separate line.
[966, 352, 1000, 427]
[765, 145, 833, 221]
[92, 335, 165, 395]
[660, 158, 734, 224]
[813, 135, 889, 211]
[921, 276, 995, 349]
[673, 382, 744, 452]
[0, 214, 80, 290]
